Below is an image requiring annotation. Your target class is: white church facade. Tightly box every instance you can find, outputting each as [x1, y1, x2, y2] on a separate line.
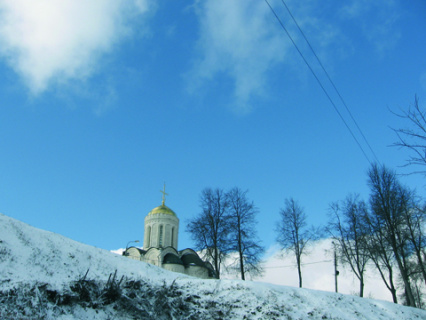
[123, 186, 216, 279]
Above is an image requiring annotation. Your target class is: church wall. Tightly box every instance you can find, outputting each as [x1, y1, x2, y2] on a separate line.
[142, 248, 162, 267]
[164, 224, 178, 248]
[144, 213, 179, 250]
[143, 226, 151, 248]
[125, 248, 215, 279]
[144, 221, 159, 248]
[164, 225, 170, 247]
[159, 246, 179, 257]
[152, 224, 159, 247]
[131, 200, 216, 279]
[185, 266, 210, 279]
[173, 226, 178, 249]
[151, 223, 160, 248]
[141, 256, 160, 266]
[163, 263, 185, 274]
[126, 248, 142, 261]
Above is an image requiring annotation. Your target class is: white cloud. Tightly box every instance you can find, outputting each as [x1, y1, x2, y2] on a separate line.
[111, 248, 125, 255]
[340, 0, 400, 55]
[188, 0, 288, 113]
[187, 0, 403, 113]
[222, 239, 393, 302]
[0, 0, 153, 94]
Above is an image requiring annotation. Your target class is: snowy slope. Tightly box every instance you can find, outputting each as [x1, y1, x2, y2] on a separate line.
[0, 213, 179, 291]
[1, 212, 425, 320]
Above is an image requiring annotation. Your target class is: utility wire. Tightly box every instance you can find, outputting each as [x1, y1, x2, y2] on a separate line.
[279, 0, 380, 163]
[264, 0, 373, 166]
[264, 259, 333, 269]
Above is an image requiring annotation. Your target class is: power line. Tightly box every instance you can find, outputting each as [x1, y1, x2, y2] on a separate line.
[279, 0, 379, 163]
[264, 259, 333, 269]
[264, 0, 375, 165]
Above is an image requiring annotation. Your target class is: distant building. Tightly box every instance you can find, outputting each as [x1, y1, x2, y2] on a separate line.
[123, 185, 216, 279]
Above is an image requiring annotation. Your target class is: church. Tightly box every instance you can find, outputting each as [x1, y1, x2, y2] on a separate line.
[123, 186, 217, 279]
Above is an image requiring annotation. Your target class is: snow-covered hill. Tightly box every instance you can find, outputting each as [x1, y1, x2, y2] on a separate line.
[1, 213, 425, 320]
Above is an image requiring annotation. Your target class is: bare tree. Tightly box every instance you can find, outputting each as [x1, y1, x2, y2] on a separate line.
[410, 272, 426, 309]
[392, 96, 426, 175]
[227, 187, 264, 280]
[187, 188, 230, 278]
[276, 198, 312, 288]
[400, 200, 426, 286]
[363, 207, 399, 303]
[327, 195, 370, 297]
[368, 164, 417, 307]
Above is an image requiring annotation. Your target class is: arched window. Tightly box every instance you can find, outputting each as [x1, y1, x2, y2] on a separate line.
[159, 225, 163, 247]
[171, 227, 175, 248]
[147, 226, 151, 247]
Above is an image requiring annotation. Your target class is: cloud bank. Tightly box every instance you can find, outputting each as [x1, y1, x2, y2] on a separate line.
[188, 0, 402, 113]
[222, 239, 393, 302]
[340, 0, 400, 55]
[0, 0, 402, 106]
[0, 0, 152, 94]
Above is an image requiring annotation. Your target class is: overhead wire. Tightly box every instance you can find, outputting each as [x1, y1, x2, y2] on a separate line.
[263, 259, 333, 269]
[264, 0, 376, 166]
[279, 0, 380, 163]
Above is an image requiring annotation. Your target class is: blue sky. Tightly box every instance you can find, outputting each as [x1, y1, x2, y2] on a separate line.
[0, 0, 425, 252]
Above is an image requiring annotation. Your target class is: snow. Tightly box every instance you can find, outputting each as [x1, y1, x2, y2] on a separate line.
[1, 212, 425, 319]
[0, 213, 179, 292]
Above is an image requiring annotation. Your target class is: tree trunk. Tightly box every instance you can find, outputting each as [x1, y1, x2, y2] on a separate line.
[406, 213, 426, 286]
[388, 267, 398, 304]
[397, 260, 416, 306]
[391, 288, 398, 304]
[214, 247, 220, 279]
[359, 274, 364, 297]
[392, 239, 416, 307]
[296, 254, 302, 288]
[237, 215, 245, 280]
[239, 249, 245, 280]
[238, 226, 245, 280]
[370, 255, 398, 304]
[414, 246, 426, 286]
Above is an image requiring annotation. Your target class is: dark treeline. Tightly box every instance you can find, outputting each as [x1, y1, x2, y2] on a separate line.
[186, 164, 426, 308]
[327, 164, 426, 308]
[186, 187, 264, 280]
[187, 97, 426, 308]
[326, 97, 426, 308]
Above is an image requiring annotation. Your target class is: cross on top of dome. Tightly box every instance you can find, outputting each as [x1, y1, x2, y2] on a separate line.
[160, 183, 168, 206]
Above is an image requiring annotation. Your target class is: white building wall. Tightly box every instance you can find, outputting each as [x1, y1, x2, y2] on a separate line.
[163, 263, 185, 274]
[144, 213, 179, 250]
[126, 247, 142, 261]
[185, 266, 209, 279]
[129, 204, 214, 279]
[142, 248, 162, 267]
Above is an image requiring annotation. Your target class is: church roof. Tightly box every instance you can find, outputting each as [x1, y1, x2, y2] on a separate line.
[181, 253, 205, 267]
[148, 204, 177, 217]
[163, 253, 183, 265]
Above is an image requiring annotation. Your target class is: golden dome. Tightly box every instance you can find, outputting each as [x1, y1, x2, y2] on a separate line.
[148, 204, 177, 216]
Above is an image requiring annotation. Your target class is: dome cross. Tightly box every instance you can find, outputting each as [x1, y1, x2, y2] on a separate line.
[160, 183, 168, 206]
